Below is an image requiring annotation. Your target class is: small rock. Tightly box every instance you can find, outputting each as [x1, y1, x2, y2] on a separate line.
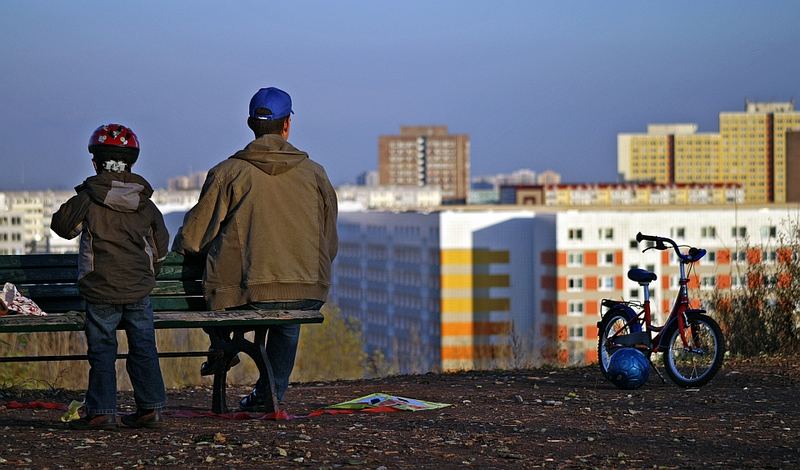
[513, 395, 524, 404]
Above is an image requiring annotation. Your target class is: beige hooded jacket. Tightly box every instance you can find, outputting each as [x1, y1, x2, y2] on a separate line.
[172, 135, 338, 310]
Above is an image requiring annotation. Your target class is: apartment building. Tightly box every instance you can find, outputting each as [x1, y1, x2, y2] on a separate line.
[0, 189, 201, 254]
[335, 185, 442, 211]
[378, 126, 470, 203]
[0, 209, 25, 255]
[331, 205, 800, 372]
[548, 205, 799, 364]
[331, 209, 554, 373]
[618, 101, 800, 204]
[0, 190, 74, 253]
[499, 182, 744, 206]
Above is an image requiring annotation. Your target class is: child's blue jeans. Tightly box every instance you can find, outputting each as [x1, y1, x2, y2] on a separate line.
[84, 297, 167, 416]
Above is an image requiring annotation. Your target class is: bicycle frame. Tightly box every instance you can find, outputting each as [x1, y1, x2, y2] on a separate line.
[605, 242, 701, 353]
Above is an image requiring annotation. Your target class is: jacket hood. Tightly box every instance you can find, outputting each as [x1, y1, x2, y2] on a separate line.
[229, 134, 308, 175]
[81, 172, 154, 213]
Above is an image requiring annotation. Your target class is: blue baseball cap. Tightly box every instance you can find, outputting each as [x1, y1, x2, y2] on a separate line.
[249, 87, 293, 120]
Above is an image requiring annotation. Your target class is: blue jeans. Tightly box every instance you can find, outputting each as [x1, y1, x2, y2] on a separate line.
[240, 300, 324, 401]
[84, 297, 167, 415]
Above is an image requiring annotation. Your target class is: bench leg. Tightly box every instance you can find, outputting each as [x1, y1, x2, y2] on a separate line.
[206, 328, 237, 414]
[204, 327, 280, 414]
[212, 367, 229, 414]
[237, 328, 280, 414]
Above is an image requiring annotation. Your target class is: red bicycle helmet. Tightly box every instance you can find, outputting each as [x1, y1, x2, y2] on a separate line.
[88, 124, 139, 152]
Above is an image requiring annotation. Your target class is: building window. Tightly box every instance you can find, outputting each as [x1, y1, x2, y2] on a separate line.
[701, 276, 716, 290]
[567, 301, 584, 316]
[568, 326, 584, 340]
[629, 288, 639, 299]
[598, 276, 615, 291]
[567, 276, 584, 292]
[762, 250, 777, 263]
[599, 251, 615, 266]
[700, 226, 717, 238]
[731, 226, 747, 238]
[598, 228, 614, 240]
[669, 275, 680, 290]
[670, 227, 686, 239]
[567, 252, 584, 266]
[707, 251, 716, 263]
[629, 239, 638, 249]
[760, 226, 777, 238]
[568, 228, 583, 241]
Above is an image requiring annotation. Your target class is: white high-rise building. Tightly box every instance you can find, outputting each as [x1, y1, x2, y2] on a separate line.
[331, 204, 800, 371]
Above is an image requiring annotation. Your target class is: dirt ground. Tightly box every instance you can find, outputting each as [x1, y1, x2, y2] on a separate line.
[0, 355, 797, 469]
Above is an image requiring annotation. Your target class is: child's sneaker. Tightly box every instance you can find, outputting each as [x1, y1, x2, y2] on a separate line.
[68, 414, 117, 431]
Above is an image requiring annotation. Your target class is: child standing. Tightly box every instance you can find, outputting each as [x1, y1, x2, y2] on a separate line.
[52, 124, 169, 430]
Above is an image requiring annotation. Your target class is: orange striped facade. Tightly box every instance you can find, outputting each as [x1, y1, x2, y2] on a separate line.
[440, 248, 511, 370]
[542, 245, 793, 366]
[540, 249, 624, 365]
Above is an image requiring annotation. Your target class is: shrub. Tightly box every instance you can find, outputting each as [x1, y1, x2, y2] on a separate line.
[708, 221, 800, 356]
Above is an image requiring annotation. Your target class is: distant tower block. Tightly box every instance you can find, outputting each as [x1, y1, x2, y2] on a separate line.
[379, 126, 470, 203]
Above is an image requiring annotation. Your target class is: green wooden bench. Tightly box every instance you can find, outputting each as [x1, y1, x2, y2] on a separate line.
[0, 252, 324, 414]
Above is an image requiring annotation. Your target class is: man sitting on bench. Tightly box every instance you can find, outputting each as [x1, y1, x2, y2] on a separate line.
[172, 86, 338, 410]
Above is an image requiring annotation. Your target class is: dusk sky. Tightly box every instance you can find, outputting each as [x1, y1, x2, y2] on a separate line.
[1, 1, 798, 190]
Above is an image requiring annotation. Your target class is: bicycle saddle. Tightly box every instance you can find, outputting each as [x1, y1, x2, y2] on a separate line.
[627, 268, 657, 283]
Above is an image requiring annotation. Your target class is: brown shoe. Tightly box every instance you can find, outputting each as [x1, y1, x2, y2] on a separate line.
[68, 414, 117, 431]
[121, 409, 163, 429]
[200, 353, 241, 376]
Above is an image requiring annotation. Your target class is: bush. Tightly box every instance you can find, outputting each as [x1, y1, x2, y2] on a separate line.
[708, 221, 800, 356]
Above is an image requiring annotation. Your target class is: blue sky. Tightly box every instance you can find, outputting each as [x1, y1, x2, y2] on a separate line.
[1, 1, 798, 190]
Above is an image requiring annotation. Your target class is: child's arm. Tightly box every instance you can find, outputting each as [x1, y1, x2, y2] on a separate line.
[147, 202, 170, 275]
[51, 192, 90, 240]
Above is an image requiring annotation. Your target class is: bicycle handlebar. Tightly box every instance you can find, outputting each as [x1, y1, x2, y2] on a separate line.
[636, 232, 705, 263]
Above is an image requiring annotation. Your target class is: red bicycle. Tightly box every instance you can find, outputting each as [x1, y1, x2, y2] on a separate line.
[597, 232, 725, 387]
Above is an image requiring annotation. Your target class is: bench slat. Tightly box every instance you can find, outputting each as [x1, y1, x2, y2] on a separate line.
[0, 252, 191, 269]
[0, 254, 79, 268]
[0, 310, 324, 333]
[0, 267, 79, 284]
[17, 280, 205, 300]
[0, 312, 85, 332]
[28, 297, 210, 314]
[0, 253, 205, 284]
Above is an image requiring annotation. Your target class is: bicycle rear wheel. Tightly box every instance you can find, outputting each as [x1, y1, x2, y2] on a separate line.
[597, 307, 641, 379]
[662, 312, 725, 387]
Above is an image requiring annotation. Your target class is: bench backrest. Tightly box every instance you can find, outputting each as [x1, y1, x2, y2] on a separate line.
[0, 252, 206, 313]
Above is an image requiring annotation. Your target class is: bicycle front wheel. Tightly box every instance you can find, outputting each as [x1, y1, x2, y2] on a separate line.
[662, 312, 725, 387]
